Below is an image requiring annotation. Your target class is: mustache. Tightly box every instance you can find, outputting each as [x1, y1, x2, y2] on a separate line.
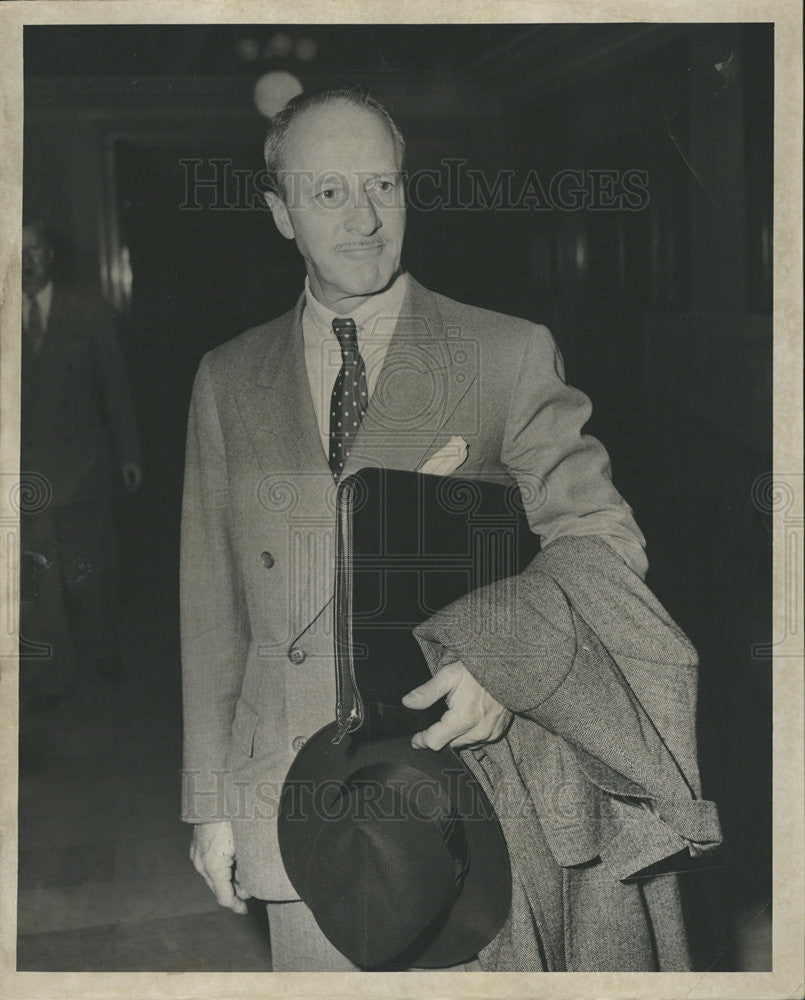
[335, 239, 386, 251]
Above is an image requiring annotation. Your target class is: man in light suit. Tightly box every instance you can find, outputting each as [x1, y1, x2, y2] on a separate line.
[181, 86, 716, 970]
[20, 220, 141, 707]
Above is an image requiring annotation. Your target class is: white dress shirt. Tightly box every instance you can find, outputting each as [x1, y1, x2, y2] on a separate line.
[301, 271, 409, 455]
[22, 280, 54, 331]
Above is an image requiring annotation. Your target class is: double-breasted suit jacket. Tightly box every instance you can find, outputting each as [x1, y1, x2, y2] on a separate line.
[180, 274, 649, 901]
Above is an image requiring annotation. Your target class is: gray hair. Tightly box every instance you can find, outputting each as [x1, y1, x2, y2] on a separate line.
[263, 85, 406, 198]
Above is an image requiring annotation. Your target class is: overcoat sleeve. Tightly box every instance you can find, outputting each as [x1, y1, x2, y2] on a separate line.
[180, 355, 251, 822]
[413, 536, 722, 874]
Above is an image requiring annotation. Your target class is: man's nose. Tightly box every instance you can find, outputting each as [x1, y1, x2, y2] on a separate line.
[344, 194, 381, 236]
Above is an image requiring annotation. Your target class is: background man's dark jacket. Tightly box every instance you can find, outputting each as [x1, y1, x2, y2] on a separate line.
[21, 284, 140, 508]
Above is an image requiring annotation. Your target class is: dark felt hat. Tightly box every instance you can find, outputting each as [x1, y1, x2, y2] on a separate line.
[277, 712, 512, 969]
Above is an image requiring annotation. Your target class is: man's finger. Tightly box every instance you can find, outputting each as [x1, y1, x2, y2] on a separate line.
[402, 667, 456, 710]
[411, 711, 469, 751]
[450, 711, 512, 749]
[234, 878, 253, 901]
[448, 720, 494, 749]
[208, 865, 248, 913]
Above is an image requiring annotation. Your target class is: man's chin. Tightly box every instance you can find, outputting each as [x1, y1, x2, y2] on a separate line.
[311, 259, 403, 307]
[342, 263, 401, 298]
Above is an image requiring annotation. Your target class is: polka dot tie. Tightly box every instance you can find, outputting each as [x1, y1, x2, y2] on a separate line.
[328, 317, 368, 479]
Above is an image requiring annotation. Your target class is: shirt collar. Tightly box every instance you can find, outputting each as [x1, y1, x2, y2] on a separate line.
[23, 280, 53, 325]
[38, 280, 53, 315]
[303, 271, 409, 340]
[25, 279, 52, 304]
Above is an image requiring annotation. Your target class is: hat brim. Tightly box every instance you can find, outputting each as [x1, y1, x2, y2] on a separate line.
[278, 712, 511, 969]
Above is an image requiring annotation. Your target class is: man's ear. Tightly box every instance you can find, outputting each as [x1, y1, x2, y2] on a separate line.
[264, 191, 295, 241]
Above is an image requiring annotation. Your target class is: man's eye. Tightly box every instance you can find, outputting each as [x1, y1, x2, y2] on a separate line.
[317, 188, 339, 203]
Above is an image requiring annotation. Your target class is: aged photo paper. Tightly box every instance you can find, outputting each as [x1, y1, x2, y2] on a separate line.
[1, 1, 802, 999]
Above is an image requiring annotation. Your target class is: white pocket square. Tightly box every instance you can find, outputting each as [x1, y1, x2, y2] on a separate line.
[419, 435, 469, 476]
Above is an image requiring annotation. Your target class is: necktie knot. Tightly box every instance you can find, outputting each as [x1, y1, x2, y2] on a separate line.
[332, 317, 359, 364]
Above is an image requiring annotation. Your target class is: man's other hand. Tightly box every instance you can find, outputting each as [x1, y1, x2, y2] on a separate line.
[190, 820, 251, 915]
[402, 659, 512, 751]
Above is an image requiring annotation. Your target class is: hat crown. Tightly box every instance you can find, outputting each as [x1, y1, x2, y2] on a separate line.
[279, 725, 512, 969]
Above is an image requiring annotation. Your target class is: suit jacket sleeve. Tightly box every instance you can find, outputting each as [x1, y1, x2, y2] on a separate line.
[501, 325, 647, 579]
[180, 355, 250, 822]
[89, 299, 141, 468]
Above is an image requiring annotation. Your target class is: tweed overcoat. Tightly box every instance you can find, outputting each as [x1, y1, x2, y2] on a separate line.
[181, 275, 655, 908]
[414, 534, 722, 970]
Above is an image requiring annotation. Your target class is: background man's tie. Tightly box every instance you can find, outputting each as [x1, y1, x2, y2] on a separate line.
[329, 317, 368, 479]
[25, 294, 45, 356]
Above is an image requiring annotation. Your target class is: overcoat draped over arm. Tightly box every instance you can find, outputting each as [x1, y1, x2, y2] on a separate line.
[414, 535, 722, 971]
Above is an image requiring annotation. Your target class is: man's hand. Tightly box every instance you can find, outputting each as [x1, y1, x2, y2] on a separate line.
[190, 821, 251, 915]
[121, 461, 143, 492]
[402, 658, 512, 751]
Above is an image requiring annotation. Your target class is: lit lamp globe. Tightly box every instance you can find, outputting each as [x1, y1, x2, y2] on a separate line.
[254, 71, 304, 119]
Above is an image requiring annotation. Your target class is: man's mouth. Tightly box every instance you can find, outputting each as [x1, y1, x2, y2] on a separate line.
[336, 241, 385, 253]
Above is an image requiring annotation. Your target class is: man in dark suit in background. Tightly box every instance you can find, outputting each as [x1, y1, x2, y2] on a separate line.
[20, 220, 142, 708]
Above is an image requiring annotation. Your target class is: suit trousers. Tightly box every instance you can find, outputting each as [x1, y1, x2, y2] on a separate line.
[266, 901, 482, 972]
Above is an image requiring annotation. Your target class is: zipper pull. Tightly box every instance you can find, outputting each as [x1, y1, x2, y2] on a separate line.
[332, 710, 359, 746]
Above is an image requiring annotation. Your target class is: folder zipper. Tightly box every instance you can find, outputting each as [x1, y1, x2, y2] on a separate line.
[332, 477, 364, 745]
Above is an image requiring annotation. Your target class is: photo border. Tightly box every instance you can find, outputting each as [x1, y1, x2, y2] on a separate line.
[1, 2, 801, 998]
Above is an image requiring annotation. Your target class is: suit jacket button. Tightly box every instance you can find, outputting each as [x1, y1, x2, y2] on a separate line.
[260, 551, 275, 569]
[288, 647, 306, 665]
[292, 736, 307, 752]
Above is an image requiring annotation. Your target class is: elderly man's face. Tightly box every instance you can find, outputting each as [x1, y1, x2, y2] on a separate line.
[22, 225, 54, 297]
[266, 100, 406, 311]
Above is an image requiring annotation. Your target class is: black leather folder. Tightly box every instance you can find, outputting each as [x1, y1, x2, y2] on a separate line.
[332, 466, 540, 743]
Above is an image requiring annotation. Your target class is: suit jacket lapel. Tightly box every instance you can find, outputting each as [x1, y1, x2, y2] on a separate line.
[236, 294, 331, 477]
[238, 278, 478, 486]
[22, 284, 62, 404]
[341, 276, 477, 480]
[236, 277, 479, 638]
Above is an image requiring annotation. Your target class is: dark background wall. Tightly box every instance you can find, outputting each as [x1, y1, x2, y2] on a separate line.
[21, 22, 773, 970]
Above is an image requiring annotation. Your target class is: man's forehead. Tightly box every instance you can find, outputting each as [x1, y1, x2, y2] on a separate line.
[290, 98, 383, 134]
[281, 101, 398, 169]
[23, 227, 48, 248]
